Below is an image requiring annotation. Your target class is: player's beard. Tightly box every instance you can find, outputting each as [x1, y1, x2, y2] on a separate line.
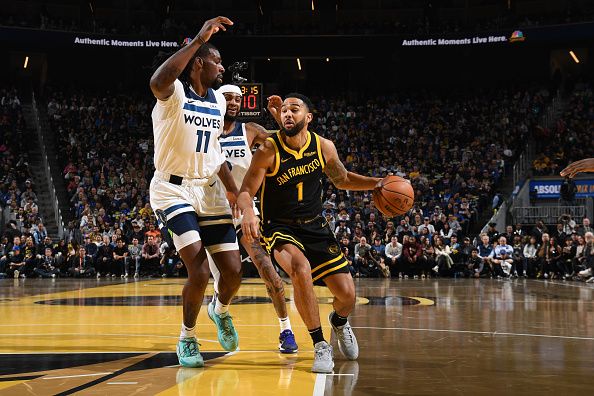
[212, 76, 223, 90]
[282, 119, 306, 137]
[224, 114, 237, 122]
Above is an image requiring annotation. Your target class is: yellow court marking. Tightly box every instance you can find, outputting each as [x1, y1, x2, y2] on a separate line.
[0, 380, 28, 391]
[158, 352, 317, 396]
[407, 297, 436, 306]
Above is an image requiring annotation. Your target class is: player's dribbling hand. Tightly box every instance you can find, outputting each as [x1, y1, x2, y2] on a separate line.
[197, 16, 234, 43]
[560, 158, 594, 178]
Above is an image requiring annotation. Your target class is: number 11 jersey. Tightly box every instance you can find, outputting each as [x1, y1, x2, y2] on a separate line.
[151, 79, 226, 179]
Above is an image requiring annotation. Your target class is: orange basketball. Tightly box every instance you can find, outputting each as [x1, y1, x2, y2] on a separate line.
[373, 175, 414, 217]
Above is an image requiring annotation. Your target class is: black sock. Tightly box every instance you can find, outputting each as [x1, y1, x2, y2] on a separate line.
[330, 311, 348, 328]
[309, 327, 325, 346]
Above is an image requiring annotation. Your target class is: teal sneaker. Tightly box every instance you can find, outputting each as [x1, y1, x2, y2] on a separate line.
[207, 301, 239, 351]
[176, 337, 204, 368]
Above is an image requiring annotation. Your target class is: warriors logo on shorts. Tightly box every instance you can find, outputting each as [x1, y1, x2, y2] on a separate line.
[328, 244, 340, 255]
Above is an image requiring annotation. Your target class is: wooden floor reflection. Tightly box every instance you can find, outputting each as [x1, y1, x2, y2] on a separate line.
[0, 278, 593, 395]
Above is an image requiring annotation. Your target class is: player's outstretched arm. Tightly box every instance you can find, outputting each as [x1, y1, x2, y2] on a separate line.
[238, 140, 276, 242]
[245, 122, 273, 147]
[321, 137, 381, 191]
[560, 158, 594, 178]
[149, 16, 233, 100]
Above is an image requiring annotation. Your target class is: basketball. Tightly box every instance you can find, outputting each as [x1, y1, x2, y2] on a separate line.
[373, 175, 414, 216]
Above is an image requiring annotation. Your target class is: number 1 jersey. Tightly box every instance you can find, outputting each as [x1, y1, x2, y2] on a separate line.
[260, 131, 325, 223]
[151, 79, 226, 179]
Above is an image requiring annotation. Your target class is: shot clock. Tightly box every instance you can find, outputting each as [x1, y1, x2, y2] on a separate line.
[238, 83, 263, 120]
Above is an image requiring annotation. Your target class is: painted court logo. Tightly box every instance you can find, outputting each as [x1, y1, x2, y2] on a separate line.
[509, 30, 525, 42]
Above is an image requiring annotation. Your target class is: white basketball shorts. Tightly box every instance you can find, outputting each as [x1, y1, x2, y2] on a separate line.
[149, 171, 239, 254]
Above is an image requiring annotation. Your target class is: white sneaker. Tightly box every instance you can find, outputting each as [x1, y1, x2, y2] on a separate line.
[51, 274, 56, 278]
[329, 312, 359, 360]
[134, 272, 139, 279]
[312, 341, 334, 373]
[586, 277, 594, 283]
[432, 265, 439, 273]
[579, 268, 593, 278]
[97, 273, 101, 278]
[13, 270, 19, 279]
[124, 273, 128, 278]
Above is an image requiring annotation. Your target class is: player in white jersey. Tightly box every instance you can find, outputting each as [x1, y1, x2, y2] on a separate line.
[149, 16, 242, 368]
[207, 84, 298, 353]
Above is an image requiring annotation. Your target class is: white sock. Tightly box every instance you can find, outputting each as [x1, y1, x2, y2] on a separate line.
[279, 317, 292, 332]
[214, 298, 229, 315]
[207, 251, 220, 296]
[180, 324, 196, 340]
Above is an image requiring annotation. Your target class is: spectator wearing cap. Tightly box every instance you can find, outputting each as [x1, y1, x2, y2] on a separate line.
[418, 217, 435, 236]
[486, 222, 500, 243]
[489, 235, 514, 278]
[8, 245, 25, 278]
[371, 237, 385, 257]
[465, 248, 487, 278]
[334, 219, 351, 241]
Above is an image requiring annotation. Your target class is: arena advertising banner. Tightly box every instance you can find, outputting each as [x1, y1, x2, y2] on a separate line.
[530, 179, 594, 199]
[0, 26, 178, 50]
[400, 21, 594, 47]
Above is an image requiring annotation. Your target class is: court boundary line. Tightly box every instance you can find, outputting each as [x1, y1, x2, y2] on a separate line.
[1, 327, 593, 341]
[313, 374, 326, 396]
[352, 326, 594, 340]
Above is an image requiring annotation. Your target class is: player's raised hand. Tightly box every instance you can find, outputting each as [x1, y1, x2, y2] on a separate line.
[197, 16, 233, 43]
[560, 158, 594, 178]
[267, 95, 283, 127]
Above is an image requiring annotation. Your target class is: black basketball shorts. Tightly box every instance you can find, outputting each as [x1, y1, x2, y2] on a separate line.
[261, 216, 350, 286]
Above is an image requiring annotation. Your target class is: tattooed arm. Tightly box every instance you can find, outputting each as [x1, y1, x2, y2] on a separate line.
[320, 137, 381, 190]
[149, 16, 233, 100]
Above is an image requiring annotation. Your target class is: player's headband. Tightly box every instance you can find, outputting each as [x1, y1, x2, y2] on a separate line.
[217, 84, 242, 96]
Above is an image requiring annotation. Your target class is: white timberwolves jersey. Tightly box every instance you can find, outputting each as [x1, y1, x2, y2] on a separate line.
[152, 79, 226, 179]
[219, 122, 252, 188]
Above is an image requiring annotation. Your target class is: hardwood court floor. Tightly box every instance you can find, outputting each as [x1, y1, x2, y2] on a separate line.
[0, 277, 593, 395]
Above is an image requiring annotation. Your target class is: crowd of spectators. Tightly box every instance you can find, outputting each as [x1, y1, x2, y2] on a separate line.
[0, 87, 46, 241]
[2, 3, 594, 38]
[337, 212, 594, 283]
[532, 82, 593, 176]
[29, 84, 553, 283]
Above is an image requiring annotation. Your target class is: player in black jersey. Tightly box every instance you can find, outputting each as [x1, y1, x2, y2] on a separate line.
[237, 93, 381, 373]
